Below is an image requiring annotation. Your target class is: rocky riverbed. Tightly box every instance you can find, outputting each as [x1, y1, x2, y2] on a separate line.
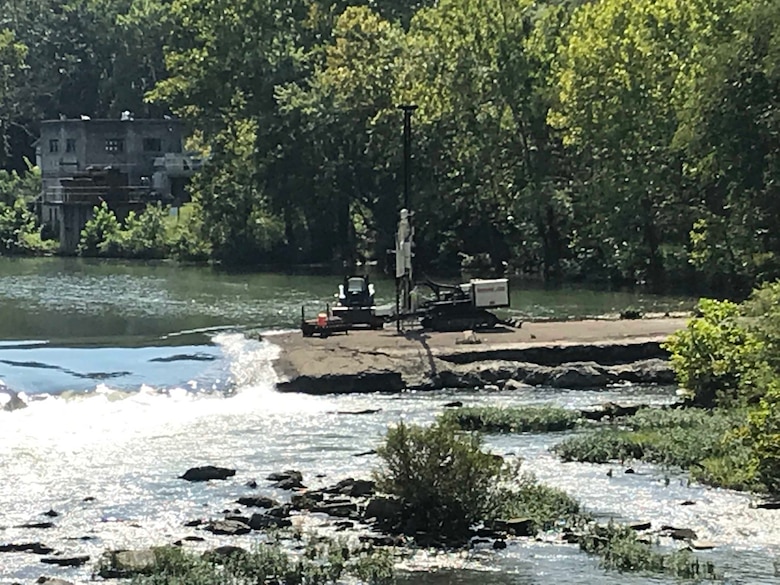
[270, 318, 687, 393]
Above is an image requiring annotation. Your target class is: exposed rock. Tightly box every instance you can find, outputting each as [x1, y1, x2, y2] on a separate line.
[624, 468, 636, 474]
[334, 408, 382, 415]
[248, 513, 292, 530]
[492, 518, 534, 537]
[236, 496, 279, 509]
[273, 477, 305, 490]
[203, 545, 248, 560]
[628, 522, 651, 531]
[353, 450, 376, 457]
[224, 514, 251, 525]
[184, 519, 204, 527]
[291, 492, 324, 510]
[277, 372, 404, 394]
[689, 540, 715, 550]
[0, 385, 26, 412]
[359, 534, 405, 547]
[40, 555, 89, 567]
[245, 480, 258, 489]
[663, 527, 698, 541]
[492, 539, 507, 550]
[42, 509, 59, 518]
[364, 497, 404, 527]
[267, 504, 293, 518]
[502, 379, 532, 391]
[17, 522, 54, 529]
[98, 549, 157, 578]
[180, 466, 236, 482]
[0, 543, 55, 554]
[548, 363, 610, 389]
[311, 501, 358, 518]
[267, 470, 303, 483]
[753, 500, 780, 510]
[443, 401, 463, 408]
[204, 520, 251, 536]
[36, 578, 74, 585]
[82, 496, 96, 502]
[680, 500, 696, 506]
[325, 478, 375, 498]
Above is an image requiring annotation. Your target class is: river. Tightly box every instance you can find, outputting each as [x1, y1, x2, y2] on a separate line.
[0, 257, 777, 584]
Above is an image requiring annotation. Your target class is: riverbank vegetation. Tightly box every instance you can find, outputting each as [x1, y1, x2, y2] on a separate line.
[552, 280, 780, 495]
[0, 0, 778, 293]
[439, 405, 580, 433]
[97, 539, 394, 585]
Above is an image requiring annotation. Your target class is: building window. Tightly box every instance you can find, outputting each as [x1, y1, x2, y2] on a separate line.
[66, 138, 76, 153]
[143, 137, 162, 152]
[105, 138, 124, 153]
[49, 139, 59, 153]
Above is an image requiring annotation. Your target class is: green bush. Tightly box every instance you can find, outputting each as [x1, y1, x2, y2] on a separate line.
[78, 201, 122, 257]
[120, 202, 170, 259]
[0, 198, 55, 255]
[374, 420, 507, 541]
[374, 421, 581, 543]
[0, 163, 40, 206]
[99, 540, 394, 585]
[663, 298, 764, 407]
[439, 405, 579, 433]
[746, 380, 780, 495]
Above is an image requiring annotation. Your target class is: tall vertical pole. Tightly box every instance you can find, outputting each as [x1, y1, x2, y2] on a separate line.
[396, 105, 417, 332]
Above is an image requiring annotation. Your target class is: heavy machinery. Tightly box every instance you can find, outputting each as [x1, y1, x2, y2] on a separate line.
[331, 275, 385, 329]
[415, 277, 510, 332]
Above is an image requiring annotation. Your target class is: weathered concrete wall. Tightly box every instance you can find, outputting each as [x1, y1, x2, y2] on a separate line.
[270, 318, 688, 394]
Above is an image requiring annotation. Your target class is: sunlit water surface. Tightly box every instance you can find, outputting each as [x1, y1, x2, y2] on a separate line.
[0, 258, 777, 584]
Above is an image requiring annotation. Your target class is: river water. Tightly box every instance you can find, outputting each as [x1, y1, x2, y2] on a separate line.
[0, 258, 777, 584]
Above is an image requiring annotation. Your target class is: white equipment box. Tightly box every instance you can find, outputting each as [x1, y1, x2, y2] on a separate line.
[470, 278, 510, 308]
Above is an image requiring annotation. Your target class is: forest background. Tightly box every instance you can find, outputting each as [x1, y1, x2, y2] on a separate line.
[0, 0, 777, 295]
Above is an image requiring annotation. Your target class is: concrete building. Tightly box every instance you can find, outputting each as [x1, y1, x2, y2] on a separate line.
[37, 117, 203, 252]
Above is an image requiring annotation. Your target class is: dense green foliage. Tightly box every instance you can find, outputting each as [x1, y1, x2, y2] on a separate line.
[98, 541, 394, 585]
[0, 0, 777, 283]
[374, 420, 578, 542]
[78, 202, 209, 260]
[0, 197, 55, 255]
[439, 405, 579, 433]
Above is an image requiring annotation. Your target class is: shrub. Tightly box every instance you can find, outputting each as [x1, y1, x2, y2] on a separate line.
[0, 198, 54, 255]
[0, 163, 40, 206]
[439, 405, 579, 433]
[374, 421, 581, 543]
[121, 202, 170, 259]
[746, 380, 780, 495]
[663, 298, 764, 407]
[78, 201, 122, 257]
[374, 420, 507, 541]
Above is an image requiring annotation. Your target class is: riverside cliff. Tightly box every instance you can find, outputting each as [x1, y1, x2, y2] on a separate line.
[270, 317, 688, 394]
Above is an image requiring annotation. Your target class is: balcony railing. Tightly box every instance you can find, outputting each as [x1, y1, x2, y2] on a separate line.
[42, 186, 154, 205]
